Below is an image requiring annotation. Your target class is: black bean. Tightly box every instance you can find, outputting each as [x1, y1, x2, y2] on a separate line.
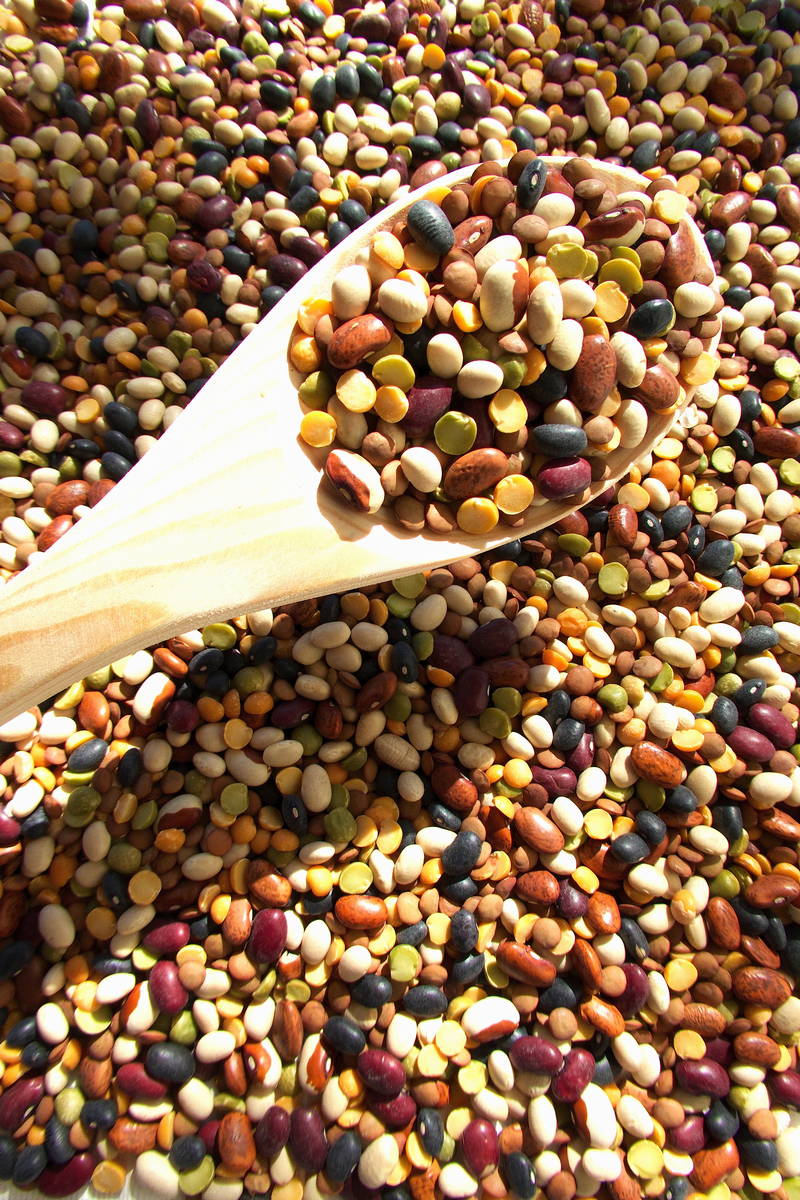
[323, 1015, 366, 1056]
[503, 1151, 537, 1198]
[66, 737, 108, 774]
[532, 423, 588, 456]
[351, 974, 392, 1008]
[449, 909, 478, 954]
[406, 199, 454, 255]
[516, 158, 547, 210]
[418, 1108, 444, 1156]
[696, 539, 735, 576]
[145, 1042, 195, 1085]
[634, 810, 666, 845]
[45, 1117, 74, 1165]
[610, 833, 650, 864]
[402, 985, 447, 1016]
[441, 830, 482, 876]
[627, 298, 676, 339]
[325, 1130, 361, 1182]
[169, 1136, 207, 1171]
[0, 1133, 15, 1179]
[710, 695, 739, 735]
[705, 1101, 739, 1144]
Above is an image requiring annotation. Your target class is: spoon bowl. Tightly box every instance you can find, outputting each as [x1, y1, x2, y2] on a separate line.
[0, 157, 718, 725]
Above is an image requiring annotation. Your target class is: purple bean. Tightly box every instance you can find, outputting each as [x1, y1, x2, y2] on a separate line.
[769, 1069, 800, 1106]
[0, 811, 21, 845]
[748, 702, 796, 749]
[566, 732, 595, 772]
[357, 1049, 406, 1097]
[452, 666, 490, 717]
[248, 909, 287, 964]
[148, 960, 188, 1015]
[196, 195, 236, 231]
[728, 726, 775, 762]
[668, 1115, 706, 1154]
[38, 1153, 97, 1197]
[267, 254, 308, 289]
[255, 1106, 290, 1158]
[467, 618, 518, 659]
[461, 1118, 499, 1177]
[532, 765, 577, 797]
[289, 1107, 327, 1171]
[617, 963, 649, 1016]
[370, 1091, 417, 1128]
[20, 381, 69, 417]
[0, 1075, 44, 1129]
[510, 1036, 563, 1075]
[143, 922, 190, 955]
[551, 1048, 594, 1103]
[429, 635, 475, 676]
[117, 1063, 168, 1100]
[676, 1058, 731, 1098]
[557, 880, 588, 919]
[403, 379, 453, 439]
[538, 457, 592, 500]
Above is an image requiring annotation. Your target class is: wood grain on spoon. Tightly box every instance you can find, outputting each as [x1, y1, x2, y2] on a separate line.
[0, 158, 719, 725]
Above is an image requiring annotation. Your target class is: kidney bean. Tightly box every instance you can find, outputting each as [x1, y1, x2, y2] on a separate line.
[676, 1058, 731, 1098]
[551, 1048, 594, 1102]
[509, 1036, 564, 1075]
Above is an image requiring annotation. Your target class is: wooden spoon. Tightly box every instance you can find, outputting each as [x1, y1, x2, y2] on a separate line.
[0, 158, 718, 725]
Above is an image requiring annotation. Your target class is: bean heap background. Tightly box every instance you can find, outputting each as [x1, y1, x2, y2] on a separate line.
[1, 1, 800, 1199]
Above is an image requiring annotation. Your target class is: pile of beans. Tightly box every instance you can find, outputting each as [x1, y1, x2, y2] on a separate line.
[1, 0, 800, 1198]
[297, 155, 720, 534]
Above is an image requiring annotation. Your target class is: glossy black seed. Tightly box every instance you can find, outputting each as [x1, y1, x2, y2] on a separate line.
[287, 186, 319, 215]
[627, 298, 676, 339]
[666, 1179, 692, 1200]
[16, 327, 51, 359]
[618, 918, 651, 964]
[704, 228, 726, 258]
[731, 897, 767, 935]
[764, 914, 788, 952]
[66, 737, 108, 773]
[503, 1151, 537, 1199]
[396, 921, 428, 946]
[532, 424, 588, 456]
[449, 909, 478, 954]
[338, 199, 369, 229]
[634, 810, 666, 845]
[525, 365, 568, 404]
[409, 135, 442, 161]
[440, 877, 477, 904]
[406, 200, 454, 254]
[631, 139, 660, 171]
[510, 126, 536, 151]
[639, 510, 663, 546]
[441, 830, 482, 876]
[733, 679, 766, 710]
[102, 452, 132, 480]
[391, 640, 419, 682]
[450, 953, 486, 985]
[14, 1145, 46, 1186]
[696, 539, 735, 577]
[45, 1117, 74, 1165]
[739, 389, 762, 422]
[260, 80, 291, 108]
[737, 1137, 779, 1171]
[0, 1133, 15, 1179]
[418, 1108, 444, 1156]
[695, 130, 720, 154]
[281, 793, 307, 836]
[6, 1015, 37, 1047]
[22, 1042, 49, 1069]
[542, 689, 571, 725]
[705, 1101, 739, 1144]
[739, 626, 779, 653]
[323, 1015, 366, 1056]
[516, 158, 547, 210]
[310, 74, 335, 112]
[0, 941, 34, 980]
[104, 401, 139, 437]
[552, 717, 585, 753]
[610, 833, 650, 864]
[537, 977, 580, 1013]
[662, 504, 693, 537]
[117, 747, 142, 786]
[334, 62, 359, 99]
[169, 1136, 206, 1171]
[145, 1042, 195, 1085]
[725, 285, 751, 309]
[351, 974, 392, 1008]
[710, 695, 739, 735]
[325, 1130, 361, 1182]
[402, 985, 447, 1016]
[665, 785, 699, 813]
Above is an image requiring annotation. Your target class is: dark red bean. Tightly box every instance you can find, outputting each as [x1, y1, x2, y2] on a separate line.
[0, 1074, 44, 1129]
[267, 254, 308, 289]
[748, 703, 796, 749]
[21, 381, 69, 417]
[143, 922, 190, 955]
[289, 1107, 327, 1171]
[148, 960, 188, 1015]
[617, 963, 650, 1016]
[403, 380, 453, 439]
[551, 1048, 594, 1103]
[0, 421, 24, 449]
[0, 812, 21, 845]
[461, 1118, 499, 1177]
[676, 1058, 731, 1098]
[196, 195, 236, 231]
[116, 1063, 168, 1100]
[429, 634, 475, 676]
[566, 733, 595, 772]
[532, 765, 577, 797]
[728, 727, 775, 762]
[668, 1115, 706, 1154]
[357, 1049, 405, 1097]
[370, 1090, 417, 1128]
[452, 666, 490, 717]
[38, 1153, 97, 1197]
[768, 1069, 800, 1107]
[248, 909, 287, 963]
[509, 1036, 564, 1075]
[255, 1106, 290, 1158]
[467, 618, 518, 659]
[538, 457, 592, 500]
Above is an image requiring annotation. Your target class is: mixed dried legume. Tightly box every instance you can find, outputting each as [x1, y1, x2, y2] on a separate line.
[2, 0, 800, 1198]
[297, 155, 720, 533]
